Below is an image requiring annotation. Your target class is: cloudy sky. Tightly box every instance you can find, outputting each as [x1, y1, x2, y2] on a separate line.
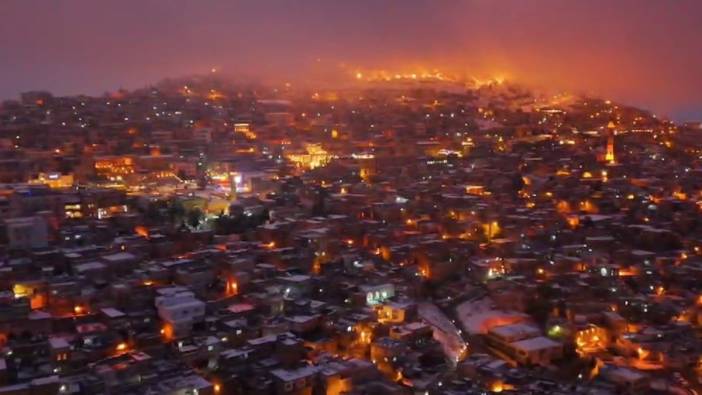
[1, 0, 701, 120]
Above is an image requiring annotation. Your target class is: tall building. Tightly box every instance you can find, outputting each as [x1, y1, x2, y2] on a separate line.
[605, 121, 616, 164]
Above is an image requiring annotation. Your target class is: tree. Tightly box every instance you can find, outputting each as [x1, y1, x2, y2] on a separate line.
[186, 208, 204, 229]
[167, 200, 186, 225]
[144, 201, 165, 223]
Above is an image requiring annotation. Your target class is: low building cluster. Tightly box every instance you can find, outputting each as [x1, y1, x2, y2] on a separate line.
[0, 75, 701, 394]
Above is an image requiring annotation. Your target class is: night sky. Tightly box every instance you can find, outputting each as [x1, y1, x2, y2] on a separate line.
[1, 0, 701, 120]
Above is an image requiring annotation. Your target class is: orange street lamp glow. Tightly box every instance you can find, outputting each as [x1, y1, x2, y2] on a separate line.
[116, 342, 128, 353]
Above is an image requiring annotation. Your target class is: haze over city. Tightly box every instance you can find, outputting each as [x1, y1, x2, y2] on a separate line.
[2, 0, 702, 120]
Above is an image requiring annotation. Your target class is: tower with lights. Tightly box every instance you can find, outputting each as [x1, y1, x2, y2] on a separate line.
[605, 121, 616, 164]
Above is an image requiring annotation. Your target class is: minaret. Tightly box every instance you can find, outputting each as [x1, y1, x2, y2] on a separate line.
[605, 121, 616, 164]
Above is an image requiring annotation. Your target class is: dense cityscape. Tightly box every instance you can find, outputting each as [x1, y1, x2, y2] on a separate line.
[0, 68, 701, 395]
